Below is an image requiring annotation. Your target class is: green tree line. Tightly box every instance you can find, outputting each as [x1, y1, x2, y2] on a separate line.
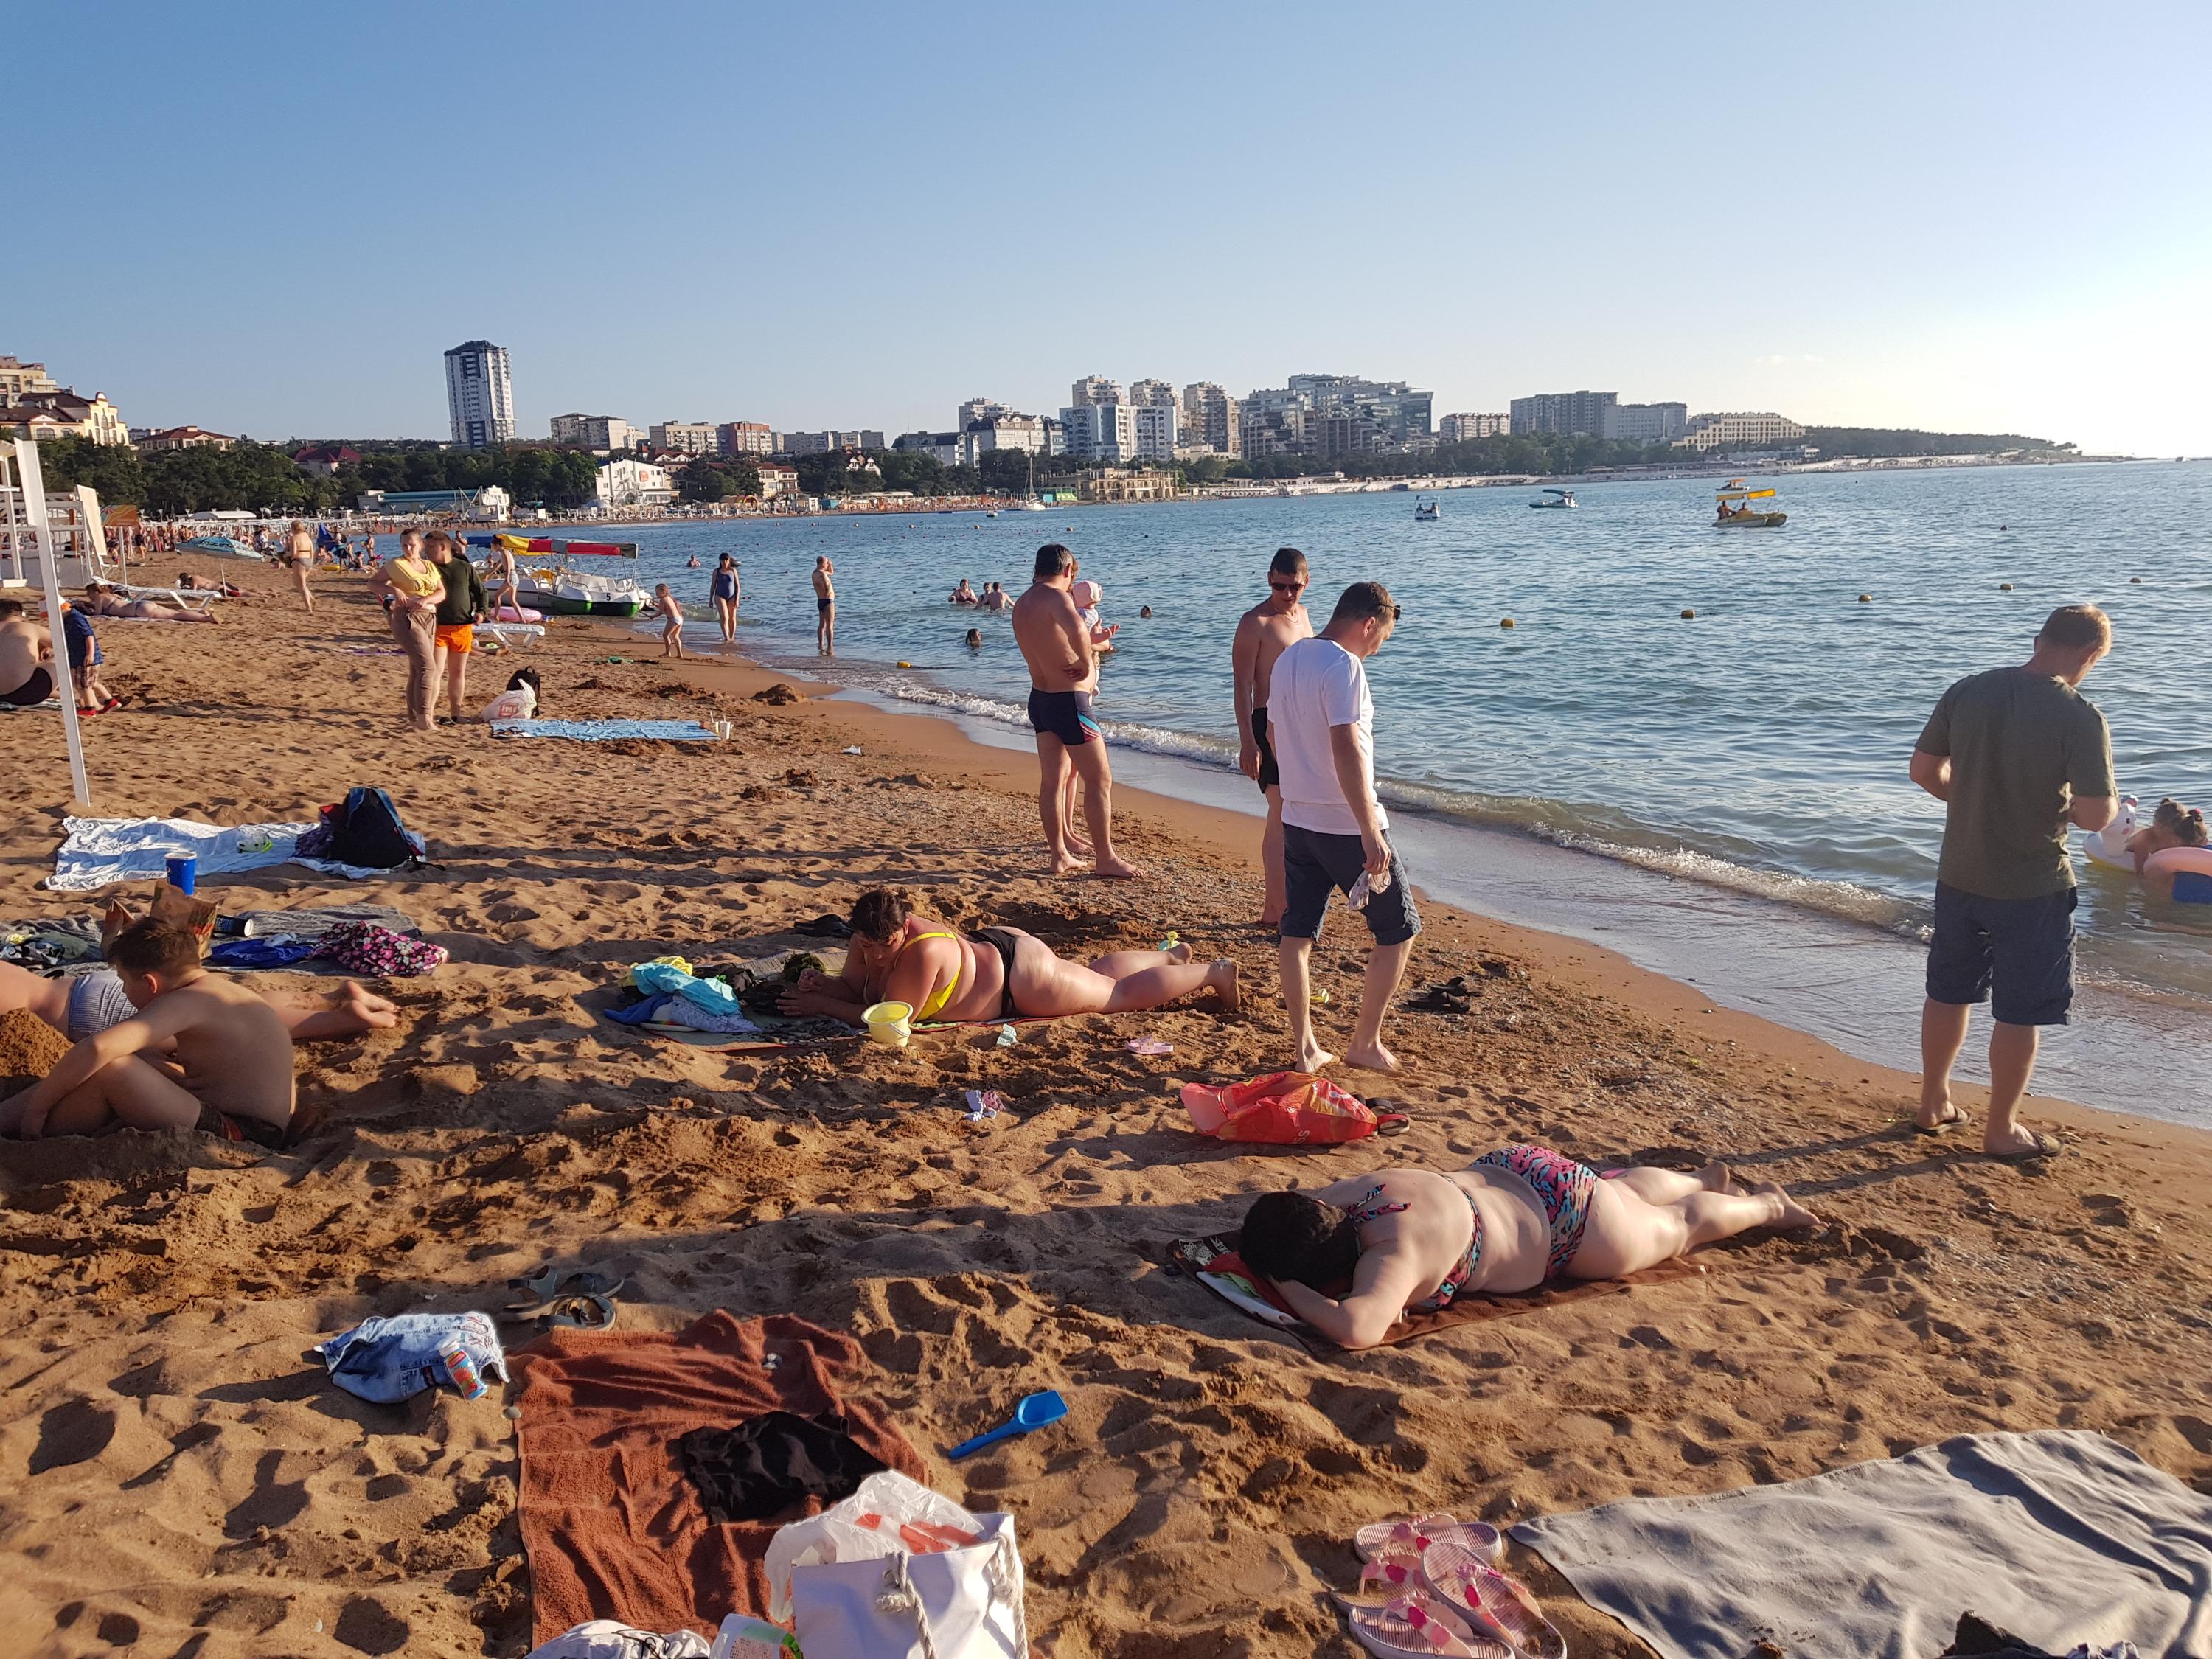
[1799, 427, 2062, 459]
[32, 438, 605, 515]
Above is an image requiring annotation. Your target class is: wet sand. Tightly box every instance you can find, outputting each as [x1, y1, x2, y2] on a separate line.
[1, 563, 2206, 1657]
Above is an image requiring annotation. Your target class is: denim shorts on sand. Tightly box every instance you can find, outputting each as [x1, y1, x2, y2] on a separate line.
[1926, 880, 2076, 1026]
[1279, 823, 1421, 947]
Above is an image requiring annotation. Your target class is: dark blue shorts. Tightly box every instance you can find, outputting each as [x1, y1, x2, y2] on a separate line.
[1028, 688, 1099, 746]
[1280, 823, 1421, 947]
[1926, 881, 2076, 1026]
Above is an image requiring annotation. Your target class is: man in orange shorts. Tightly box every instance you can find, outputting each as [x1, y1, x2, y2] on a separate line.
[425, 533, 488, 723]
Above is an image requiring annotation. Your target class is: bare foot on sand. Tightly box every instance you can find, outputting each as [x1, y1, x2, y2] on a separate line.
[340, 982, 400, 1030]
[1093, 855, 1145, 880]
[1343, 1041, 1402, 1075]
[1065, 830, 1094, 858]
[1755, 1180, 1819, 1230]
[1049, 849, 1088, 877]
[1166, 942, 1193, 964]
[1208, 959, 1239, 1012]
[1295, 1040, 1337, 1071]
[1696, 1158, 1742, 1195]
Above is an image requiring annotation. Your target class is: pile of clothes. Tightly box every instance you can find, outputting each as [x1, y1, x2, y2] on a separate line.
[605, 952, 838, 1038]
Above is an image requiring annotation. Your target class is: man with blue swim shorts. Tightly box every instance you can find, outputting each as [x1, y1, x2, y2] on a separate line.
[1012, 543, 1141, 879]
[1910, 604, 2116, 1163]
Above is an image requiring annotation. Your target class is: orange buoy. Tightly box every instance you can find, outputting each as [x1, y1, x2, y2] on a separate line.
[1680, 608, 1696, 619]
[1500, 618, 1515, 629]
[1858, 594, 1871, 602]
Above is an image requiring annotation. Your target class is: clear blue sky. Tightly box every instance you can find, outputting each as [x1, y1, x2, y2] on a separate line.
[21, 1, 2211, 452]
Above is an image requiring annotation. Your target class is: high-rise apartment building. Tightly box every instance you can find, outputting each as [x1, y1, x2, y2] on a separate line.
[1127, 379, 1178, 409]
[1069, 375, 1123, 408]
[445, 340, 514, 449]
[959, 413, 1051, 467]
[1132, 403, 1178, 460]
[1439, 413, 1510, 442]
[779, 429, 887, 455]
[1509, 391, 1615, 438]
[0, 356, 60, 400]
[1287, 373, 1433, 446]
[1180, 383, 1241, 456]
[551, 414, 639, 451]
[650, 420, 718, 456]
[717, 422, 775, 456]
[957, 397, 1014, 427]
[1058, 403, 1139, 464]
[1679, 411, 1805, 451]
[1605, 402, 1688, 443]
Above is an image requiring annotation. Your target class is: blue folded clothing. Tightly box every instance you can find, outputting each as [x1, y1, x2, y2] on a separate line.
[206, 936, 321, 970]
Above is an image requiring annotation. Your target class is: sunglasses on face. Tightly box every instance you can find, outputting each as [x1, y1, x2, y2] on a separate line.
[1269, 579, 1305, 593]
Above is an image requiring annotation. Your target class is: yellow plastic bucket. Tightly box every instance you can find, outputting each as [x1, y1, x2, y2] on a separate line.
[863, 1000, 913, 1050]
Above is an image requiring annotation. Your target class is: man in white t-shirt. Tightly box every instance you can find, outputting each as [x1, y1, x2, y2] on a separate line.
[1266, 580, 1417, 1073]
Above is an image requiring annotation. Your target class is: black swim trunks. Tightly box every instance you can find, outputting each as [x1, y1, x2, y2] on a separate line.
[817, 594, 832, 613]
[1, 667, 55, 707]
[974, 926, 1022, 1018]
[1027, 687, 1100, 745]
[1251, 705, 1279, 793]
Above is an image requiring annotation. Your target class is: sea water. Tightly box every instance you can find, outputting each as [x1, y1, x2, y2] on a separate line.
[615, 462, 2212, 1121]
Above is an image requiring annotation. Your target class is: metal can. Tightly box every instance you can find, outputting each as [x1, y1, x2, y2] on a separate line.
[437, 1335, 487, 1401]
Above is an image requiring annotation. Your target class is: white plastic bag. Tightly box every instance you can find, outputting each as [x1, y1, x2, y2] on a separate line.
[790, 1512, 1027, 1659]
[762, 1472, 984, 1621]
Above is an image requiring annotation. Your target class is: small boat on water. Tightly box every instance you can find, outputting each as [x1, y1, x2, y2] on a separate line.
[1413, 496, 1440, 521]
[1714, 480, 1787, 528]
[479, 534, 650, 616]
[1531, 488, 1576, 509]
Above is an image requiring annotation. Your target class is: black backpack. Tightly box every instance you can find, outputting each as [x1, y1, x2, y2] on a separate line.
[324, 786, 417, 869]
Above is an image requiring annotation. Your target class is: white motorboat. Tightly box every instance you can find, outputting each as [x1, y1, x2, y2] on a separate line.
[1531, 489, 1576, 509]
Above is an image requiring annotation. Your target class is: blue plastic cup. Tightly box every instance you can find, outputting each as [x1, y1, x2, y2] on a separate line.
[164, 855, 196, 894]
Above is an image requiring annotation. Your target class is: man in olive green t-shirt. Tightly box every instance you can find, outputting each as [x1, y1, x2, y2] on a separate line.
[1908, 605, 2117, 1161]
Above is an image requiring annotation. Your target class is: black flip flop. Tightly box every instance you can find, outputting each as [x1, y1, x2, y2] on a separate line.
[1913, 1107, 1964, 1137]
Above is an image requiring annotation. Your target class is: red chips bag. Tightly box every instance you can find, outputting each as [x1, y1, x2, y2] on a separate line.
[1180, 1071, 1406, 1144]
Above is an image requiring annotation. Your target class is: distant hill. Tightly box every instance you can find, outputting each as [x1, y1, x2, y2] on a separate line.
[1804, 426, 2063, 458]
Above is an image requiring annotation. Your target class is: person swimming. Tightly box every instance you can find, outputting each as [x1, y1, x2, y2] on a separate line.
[2093, 796, 2208, 874]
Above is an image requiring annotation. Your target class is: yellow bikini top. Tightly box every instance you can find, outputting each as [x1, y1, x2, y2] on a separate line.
[889, 929, 963, 1022]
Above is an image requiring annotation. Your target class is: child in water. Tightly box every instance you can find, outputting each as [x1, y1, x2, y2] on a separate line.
[2093, 796, 2208, 874]
[653, 584, 686, 659]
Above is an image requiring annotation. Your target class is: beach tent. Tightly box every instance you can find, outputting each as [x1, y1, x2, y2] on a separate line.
[4, 439, 91, 807]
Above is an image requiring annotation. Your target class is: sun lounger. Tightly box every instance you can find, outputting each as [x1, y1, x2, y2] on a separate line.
[473, 622, 543, 650]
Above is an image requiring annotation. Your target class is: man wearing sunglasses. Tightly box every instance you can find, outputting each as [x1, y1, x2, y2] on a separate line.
[1233, 547, 1315, 929]
[1266, 580, 1416, 1074]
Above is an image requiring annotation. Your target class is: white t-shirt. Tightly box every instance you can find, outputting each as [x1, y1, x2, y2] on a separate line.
[1267, 637, 1385, 836]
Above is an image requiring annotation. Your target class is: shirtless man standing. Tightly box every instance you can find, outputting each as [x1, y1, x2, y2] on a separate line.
[285, 520, 317, 613]
[1012, 543, 1141, 878]
[1232, 546, 1315, 928]
[813, 555, 836, 655]
[0, 922, 296, 1145]
[0, 599, 55, 707]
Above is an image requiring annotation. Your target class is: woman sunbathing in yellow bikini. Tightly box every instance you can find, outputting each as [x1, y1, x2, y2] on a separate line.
[778, 888, 1237, 1025]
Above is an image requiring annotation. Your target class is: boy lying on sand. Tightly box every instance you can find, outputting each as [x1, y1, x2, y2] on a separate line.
[0, 922, 296, 1145]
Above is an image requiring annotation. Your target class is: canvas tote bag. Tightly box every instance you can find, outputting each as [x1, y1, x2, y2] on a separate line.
[789, 1511, 1028, 1658]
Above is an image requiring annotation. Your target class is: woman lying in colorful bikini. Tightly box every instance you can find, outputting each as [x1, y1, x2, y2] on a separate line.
[778, 886, 1239, 1025]
[1239, 1147, 1818, 1349]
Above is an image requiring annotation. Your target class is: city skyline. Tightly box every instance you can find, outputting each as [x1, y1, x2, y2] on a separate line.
[15, 3, 2211, 454]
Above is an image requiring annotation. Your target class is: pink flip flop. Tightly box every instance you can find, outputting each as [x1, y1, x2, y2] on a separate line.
[1343, 1592, 1512, 1659]
[1357, 1513, 1506, 1569]
[1419, 1542, 1566, 1659]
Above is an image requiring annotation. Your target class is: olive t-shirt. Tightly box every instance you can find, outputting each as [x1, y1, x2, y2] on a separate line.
[1916, 667, 2115, 900]
[433, 560, 486, 628]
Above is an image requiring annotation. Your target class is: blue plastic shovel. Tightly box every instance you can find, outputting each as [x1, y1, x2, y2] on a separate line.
[945, 1390, 1068, 1461]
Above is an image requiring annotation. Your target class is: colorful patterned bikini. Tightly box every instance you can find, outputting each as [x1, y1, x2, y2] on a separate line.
[1347, 1144, 1603, 1308]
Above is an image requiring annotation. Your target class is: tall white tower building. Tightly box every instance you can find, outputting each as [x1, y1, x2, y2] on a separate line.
[445, 339, 515, 448]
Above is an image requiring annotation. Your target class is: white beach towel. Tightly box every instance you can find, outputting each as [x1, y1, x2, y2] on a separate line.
[47, 816, 423, 891]
[1511, 1430, 2212, 1659]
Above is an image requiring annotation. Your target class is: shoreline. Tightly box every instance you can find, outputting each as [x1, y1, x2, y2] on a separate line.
[3, 567, 2208, 1656]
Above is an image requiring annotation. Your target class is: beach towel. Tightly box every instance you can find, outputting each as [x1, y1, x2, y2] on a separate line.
[492, 719, 717, 742]
[46, 815, 426, 892]
[1510, 1430, 2212, 1659]
[1166, 1232, 1700, 1355]
[512, 1310, 923, 1646]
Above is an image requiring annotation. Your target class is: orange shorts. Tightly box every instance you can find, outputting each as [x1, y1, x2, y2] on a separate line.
[434, 623, 475, 655]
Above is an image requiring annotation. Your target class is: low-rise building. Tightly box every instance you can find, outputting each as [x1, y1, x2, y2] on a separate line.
[358, 486, 512, 518]
[0, 356, 60, 400]
[959, 413, 1051, 467]
[756, 462, 799, 500]
[551, 414, 640, 451]
[1079, 467, 1177, 503]
[591, 459, 675, 509]
[1679, 411, 1806, 451]
[717, 421, 773, 456]
[20, 388, 128, 445]
[957, 397, 1014, 427]
[1439, 412, 1509, 442]
[894, 431, 965, 468]
[136, 425, 236, 452]
[1607, 401, 1688, 443]
[293, 442, 361, 475]
[649, 420, 718, 456]
[779, 429, 886, 455]
[0, 407, 77, 442]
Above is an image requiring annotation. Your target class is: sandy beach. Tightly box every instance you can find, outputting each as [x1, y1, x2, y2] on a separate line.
[2, 562, 2207, 1658]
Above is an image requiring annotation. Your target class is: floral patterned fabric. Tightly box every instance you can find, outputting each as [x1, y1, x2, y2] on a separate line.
[1475, 1143, 1599, 1276]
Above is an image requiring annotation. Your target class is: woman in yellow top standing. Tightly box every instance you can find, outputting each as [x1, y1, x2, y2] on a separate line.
[369, 528, 448, 731]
